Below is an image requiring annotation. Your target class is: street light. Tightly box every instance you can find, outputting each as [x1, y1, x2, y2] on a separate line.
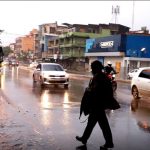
[141, 48, 146, 52]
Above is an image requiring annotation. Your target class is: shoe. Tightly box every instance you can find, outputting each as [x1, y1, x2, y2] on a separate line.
[100, 143, 114, 149]
[76, 136, 87, 145]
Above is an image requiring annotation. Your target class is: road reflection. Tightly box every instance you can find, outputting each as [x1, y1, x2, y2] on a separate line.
[41, 90, 53, 109]
[130, 98, 150, 133]
[39, 88, 70, 126]
[63, 91, 70, 108]
[0, 73, 5, 89]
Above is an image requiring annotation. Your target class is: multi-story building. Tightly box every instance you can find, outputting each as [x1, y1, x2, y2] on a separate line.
[15, 37, 22, 53]
[15, 29, 38, 53]
[15, 29, 39, 60]
[58, 23, 110, 59]
[55, 23, 130, 60]
[38, 22, 130, 61]
[30, 29, 39, 58]
[38, 22, 68, 59]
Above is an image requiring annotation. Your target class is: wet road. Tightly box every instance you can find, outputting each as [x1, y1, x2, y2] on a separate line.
[0, 66, 150, 150]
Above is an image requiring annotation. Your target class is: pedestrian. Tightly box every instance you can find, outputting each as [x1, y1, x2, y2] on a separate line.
[76, 60, 116, 149]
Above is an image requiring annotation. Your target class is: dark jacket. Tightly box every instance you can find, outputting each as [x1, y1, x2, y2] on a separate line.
[80, 67, 120, 118]
[89, 72, 113, 111]
[104, 65, 116, 75]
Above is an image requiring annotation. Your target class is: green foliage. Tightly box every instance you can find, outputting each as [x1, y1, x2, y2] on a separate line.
[3, 46, 13, 56]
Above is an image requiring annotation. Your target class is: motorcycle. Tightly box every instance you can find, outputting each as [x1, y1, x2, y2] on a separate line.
[106, 72, 117, 92]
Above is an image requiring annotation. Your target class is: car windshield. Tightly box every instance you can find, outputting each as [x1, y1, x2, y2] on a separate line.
[42, 64, 64, 71]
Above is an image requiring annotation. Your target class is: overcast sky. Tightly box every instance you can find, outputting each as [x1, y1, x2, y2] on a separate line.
[0, 1, 150, 46]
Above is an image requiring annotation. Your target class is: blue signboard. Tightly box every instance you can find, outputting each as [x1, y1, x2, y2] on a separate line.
[125, 35, 150, 58]
[86, 34, 124, 53]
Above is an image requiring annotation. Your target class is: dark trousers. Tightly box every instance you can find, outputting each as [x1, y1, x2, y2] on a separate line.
[82, 110, 113, 144]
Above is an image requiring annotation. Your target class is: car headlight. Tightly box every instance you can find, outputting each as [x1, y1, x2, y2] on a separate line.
[42, 73, 48, 78]
[65, 73, 69, 78]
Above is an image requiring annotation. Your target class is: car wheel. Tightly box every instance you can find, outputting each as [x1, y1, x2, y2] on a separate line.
[64, 84, 68, 89]
[132, 86, 139, 99]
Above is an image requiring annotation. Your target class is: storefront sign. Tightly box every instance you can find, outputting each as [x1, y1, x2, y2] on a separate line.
[100, 41, 114, 48]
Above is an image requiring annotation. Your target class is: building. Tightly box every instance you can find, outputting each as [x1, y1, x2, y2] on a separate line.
[14, 29, 39, 61]
[58, 23, 129, 60]
[15, 37, 22, 53]
[30, 29, 39, 59]
[58, 23, 105, 59]
[15, 29, 38, 53]
[39, 23, 130, 61]
[9, 43, 15, 51]
[85, 33, 150, 79]
[38, 22, 68, 59]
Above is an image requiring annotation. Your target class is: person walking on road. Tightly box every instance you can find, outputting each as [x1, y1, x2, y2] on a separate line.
[76, 60, 114, 149]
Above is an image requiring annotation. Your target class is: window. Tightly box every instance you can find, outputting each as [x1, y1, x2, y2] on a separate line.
[50, 27, 56, 33]
[139, 69, 150, 79]
[43, 64, 63, 71]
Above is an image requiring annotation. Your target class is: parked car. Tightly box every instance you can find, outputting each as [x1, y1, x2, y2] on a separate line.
[33, 63, 69, 88]
[131, 67, 150, 99]
[127, 69, 139, 79]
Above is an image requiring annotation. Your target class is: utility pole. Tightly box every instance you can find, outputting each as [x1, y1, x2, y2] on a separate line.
[112, 5, 120, 24]
[132, 1, 135, 31]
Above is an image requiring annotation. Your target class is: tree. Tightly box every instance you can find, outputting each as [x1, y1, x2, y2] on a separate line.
[3, 46, 13, 57]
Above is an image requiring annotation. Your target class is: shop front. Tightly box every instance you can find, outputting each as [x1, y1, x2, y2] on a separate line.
[85, 34, 150, 79]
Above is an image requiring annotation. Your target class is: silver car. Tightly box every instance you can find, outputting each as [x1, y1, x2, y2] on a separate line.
[131, 67, 150, 99]
[33, 63, 69, 88]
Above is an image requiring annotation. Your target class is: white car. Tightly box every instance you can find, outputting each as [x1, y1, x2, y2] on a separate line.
[33, 63, 69, 88]
[131, 67, 150, 99]
[127, 69, 138, 79]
